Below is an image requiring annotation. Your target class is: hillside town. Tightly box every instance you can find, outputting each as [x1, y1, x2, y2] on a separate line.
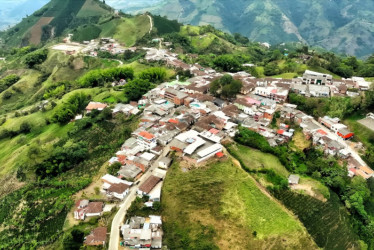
[65, 43, 374, 249]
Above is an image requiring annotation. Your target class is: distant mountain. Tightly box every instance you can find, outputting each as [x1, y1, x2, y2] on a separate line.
[0, 0, 115, 48]
[115, 0, 374, 58]
[0, 0, 49, 30]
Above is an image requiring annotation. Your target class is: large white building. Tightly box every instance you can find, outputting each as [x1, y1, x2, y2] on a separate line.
[302, 70, 332, 85]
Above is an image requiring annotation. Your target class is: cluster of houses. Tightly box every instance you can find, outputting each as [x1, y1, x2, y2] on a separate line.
[279, 104, 374, 179]
[121, 216, 163, 249]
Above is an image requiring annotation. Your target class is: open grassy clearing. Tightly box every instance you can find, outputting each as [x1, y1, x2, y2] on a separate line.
[228, 143, 329, 201]
[113, 15, 150, 46]
[345, 113, 374, 149]
[291, 130, 312, 151]
[76, 0, 109, 17]
[229, 143, 289, 177]
[161, 158, 317, 249]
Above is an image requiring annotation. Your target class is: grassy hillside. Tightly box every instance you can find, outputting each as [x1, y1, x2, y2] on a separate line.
[227, 143, 361, 249]
[123, 0, 374, 57]
[161, 158, 317, 249]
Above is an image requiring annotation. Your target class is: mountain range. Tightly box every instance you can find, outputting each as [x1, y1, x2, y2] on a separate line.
[0, 0, 48, 30]
[110, 0, 374, 58]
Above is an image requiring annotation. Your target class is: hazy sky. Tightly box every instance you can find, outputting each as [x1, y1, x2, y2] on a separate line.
[0, 0, 49, 30]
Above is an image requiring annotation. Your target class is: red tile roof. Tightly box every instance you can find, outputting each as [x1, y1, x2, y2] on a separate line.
[277, 129, 284, 135]
[86, 102, 108, 110]
[84, 227, 107, 246]
[169, 119, 178, 124]
[209, 128, 220, 134]
[216, 152, 224, 158]
[139, 175, 162, 194]
[138, 131, 155, 140]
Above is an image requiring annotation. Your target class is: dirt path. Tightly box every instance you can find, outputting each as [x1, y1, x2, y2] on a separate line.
[147, 14, 153, 34]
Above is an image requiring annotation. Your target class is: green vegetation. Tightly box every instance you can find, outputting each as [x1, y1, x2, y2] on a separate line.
[24, 49, 48, 68]
[78, 67, 134, 87]
[153, 15, 182, 35]
[138, 67, 167, 83]
[210, 74, 242, 99]
[235, 126, 373, 247]
[0, 74, 20, 93]
[228, 143, 289, 178]
[162, 159, 316, 249]
[51, 92, 89, 124]
[274, 190, 360, 249]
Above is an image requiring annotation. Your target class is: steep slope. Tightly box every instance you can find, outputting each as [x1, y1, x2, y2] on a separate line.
[115, 0, 374, 57]
[0, 0, 113, 48]
[0, 0, 49, 30]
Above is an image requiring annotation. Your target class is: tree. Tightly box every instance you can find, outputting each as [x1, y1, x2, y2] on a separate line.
[52, 93, 88, 124]
[24, 49, 48, 68]
[123, 79, 154, 101]
[19, 121, 32, 134]
[139, 67, 167, 83]
[213, 55, 241, 72]
[63, 229, 84, 250]
[107, 162, 122, 176]
[209, 74, 242, 99]
[264, 62, 280, 76]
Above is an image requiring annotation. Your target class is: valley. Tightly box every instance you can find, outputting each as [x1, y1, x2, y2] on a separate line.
[0, 0, 374, 249]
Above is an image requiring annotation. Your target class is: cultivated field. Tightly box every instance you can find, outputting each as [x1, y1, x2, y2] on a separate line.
[161, 159, 317, 249]
[29, 17, 54, 45]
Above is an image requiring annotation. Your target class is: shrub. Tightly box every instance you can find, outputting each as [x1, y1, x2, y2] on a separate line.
[24, 49, 48, 68]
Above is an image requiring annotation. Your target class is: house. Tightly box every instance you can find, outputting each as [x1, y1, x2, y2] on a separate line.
[85, 102, 108, 113]
[84, 227, 107, 246]
[302, 70, 332, 85]
[117, 164, 142, 180]
[337, 128, 354, 140]
[158, 156, 172, 169]
[356, 165, 374, 179]
[107, 183, 131, 200]
[213, 98, 226, 108]
[74, 202, 104, 220]
[135, 131, 157, 150]
[288, 174, 300, 185]
[121, 216, 163, 249]
[101, 174, 133, 199]
[138, 175, 162, 196]
[162, 88, 189, 105]
[319, 116, 340, 129]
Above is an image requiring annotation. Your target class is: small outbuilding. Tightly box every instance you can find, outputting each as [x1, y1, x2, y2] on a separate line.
[288, 174, 300, 185]
[158, 156, 172, 169]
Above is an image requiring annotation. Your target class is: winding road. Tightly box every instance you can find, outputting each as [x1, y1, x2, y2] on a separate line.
[108, 151, 166, 250]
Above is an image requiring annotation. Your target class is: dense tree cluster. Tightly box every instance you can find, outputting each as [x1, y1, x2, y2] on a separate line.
[51, 92, 89, 124]
[138, 67, 167, 83]
[210, 74, 242, 99]
[213, 55, 242, 72]
[35, 141, 88, 178]
[123, 78, 155, 101]
[0, 74, 20, 93]
[78, 67, 134, 87]
[24, 49, 48, 68]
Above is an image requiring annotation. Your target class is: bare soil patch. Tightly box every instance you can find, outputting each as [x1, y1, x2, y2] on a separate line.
[29, 17, 54, 45]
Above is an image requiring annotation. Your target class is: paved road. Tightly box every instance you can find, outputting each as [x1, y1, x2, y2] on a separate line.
[310, 119, 368, 167]
[108, 152, 166, 250]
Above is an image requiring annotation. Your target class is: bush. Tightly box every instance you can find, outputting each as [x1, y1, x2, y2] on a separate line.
[24, 49, 48, 68]
[213, 55, 242, 72]
[78, 67, 134, 87]
[51, 93, 88, 124]
[0, 74, 20, 93]
[123, 79, 155, 101]
[138, 67, 167, 83]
